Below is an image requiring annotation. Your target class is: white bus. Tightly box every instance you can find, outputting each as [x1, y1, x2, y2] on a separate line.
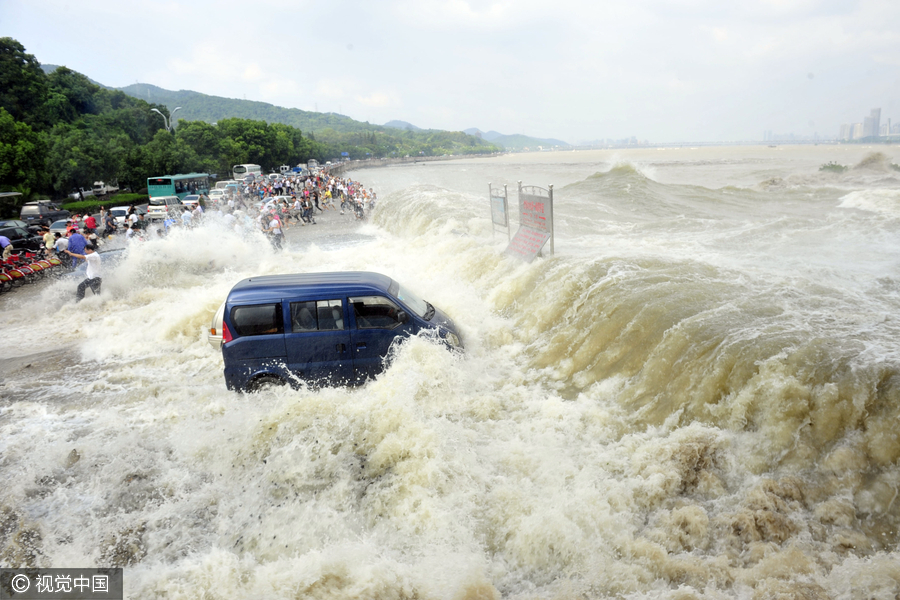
[233, 164, 262, 180]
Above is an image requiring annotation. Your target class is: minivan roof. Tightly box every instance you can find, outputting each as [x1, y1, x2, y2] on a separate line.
[228, 271, 394, 303]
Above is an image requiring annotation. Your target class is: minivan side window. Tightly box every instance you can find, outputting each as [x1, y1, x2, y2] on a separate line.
[231, 304, 283, 336]
[350, 296, 403, 329]
[290, 299, 344, 331]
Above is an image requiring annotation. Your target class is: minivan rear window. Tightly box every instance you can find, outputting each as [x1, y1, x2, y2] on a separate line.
[232, 304, 283, 336]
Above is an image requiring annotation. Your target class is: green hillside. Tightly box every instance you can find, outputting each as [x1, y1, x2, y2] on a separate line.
[118, 84, 499, 156]
[120, 84, 365, 133]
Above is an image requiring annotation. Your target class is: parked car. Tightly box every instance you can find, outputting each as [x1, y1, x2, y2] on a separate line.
[46, 214, 102, 236]
[110, 205, 146, 225]
[0, 220, 42, 235]
[0, 219, 31, 229]
[109, 207, 129, 225]
[92, 180, 119, 195]
[147, 196, 183, 221]
[48, 219, 69, 239]
[68, 187, 95, 201]
[209, 271, 463, 391]
[0, 225, 44, 253]
[19, 201, 70, 228]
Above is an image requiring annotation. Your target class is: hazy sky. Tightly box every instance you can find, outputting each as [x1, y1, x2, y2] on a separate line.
[5, 0, 899, 143]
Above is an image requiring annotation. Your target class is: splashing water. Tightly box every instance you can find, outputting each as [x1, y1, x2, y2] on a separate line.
[2, 146, 900, 599]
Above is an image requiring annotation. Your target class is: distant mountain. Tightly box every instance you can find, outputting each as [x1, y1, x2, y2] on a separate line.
[383, 120, 422, 131]
[465, 129, 504, 142]
[464, 128, 569, 150]
[118, 83, 369, 134]
[493, 133, 570, 149]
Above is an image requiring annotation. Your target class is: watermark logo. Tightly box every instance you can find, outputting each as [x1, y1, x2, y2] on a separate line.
[9, 575, 29, 594]
[1, 569, 122, 599]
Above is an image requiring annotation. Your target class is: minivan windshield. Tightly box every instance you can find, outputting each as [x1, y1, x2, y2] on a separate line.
[395, 283, 432, 320]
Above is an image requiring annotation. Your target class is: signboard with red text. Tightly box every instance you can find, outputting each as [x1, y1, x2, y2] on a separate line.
[504, 227, 551, 263]
[518, 185, 553, 235]
[503, 183, 554, 261]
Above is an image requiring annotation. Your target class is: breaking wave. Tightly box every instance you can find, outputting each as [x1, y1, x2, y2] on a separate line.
[2, 150, 900, 598]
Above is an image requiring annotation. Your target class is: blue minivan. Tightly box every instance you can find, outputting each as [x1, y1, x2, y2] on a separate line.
[209, 272, 463, 391]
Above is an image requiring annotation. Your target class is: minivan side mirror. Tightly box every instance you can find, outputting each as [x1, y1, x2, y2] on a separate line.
[397, 310, 409, 324]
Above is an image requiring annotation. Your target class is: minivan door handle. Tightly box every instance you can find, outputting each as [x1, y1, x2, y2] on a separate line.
[355, 342, 367, 350]
[336, 343, 346, 352]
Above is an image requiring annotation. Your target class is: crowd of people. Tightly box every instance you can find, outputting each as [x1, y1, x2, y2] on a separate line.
[202, 170, 378, 249]
[29, 170, 379, 301]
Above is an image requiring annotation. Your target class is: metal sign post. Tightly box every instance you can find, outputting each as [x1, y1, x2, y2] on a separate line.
[548, 184, 554, 255]
[489, 182, 511, 241]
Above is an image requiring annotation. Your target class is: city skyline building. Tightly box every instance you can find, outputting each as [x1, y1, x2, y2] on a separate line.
[863, 108, 881, 138]
[840, 108, 888, 140]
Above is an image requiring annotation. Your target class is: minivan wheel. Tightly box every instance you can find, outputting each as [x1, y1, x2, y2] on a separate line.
[248, 375, 285, 393]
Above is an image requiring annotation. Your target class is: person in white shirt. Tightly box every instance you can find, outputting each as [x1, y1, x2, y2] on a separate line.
[53, 233, 68, 253]
[125, 223, 141, 241]
[54, 233, 69, 267]
[65, 243, 102, 301]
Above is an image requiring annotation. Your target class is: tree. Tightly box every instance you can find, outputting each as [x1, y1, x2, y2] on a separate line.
[0, 107, 46, 197]
[176, 120, 222, 158]
[44, 123, 117, 193]
[0, 37, 49, 128]
[46, 67, 102, 116]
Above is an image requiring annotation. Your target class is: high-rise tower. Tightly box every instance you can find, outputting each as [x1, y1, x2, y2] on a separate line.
[863, 108, 881, 138]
